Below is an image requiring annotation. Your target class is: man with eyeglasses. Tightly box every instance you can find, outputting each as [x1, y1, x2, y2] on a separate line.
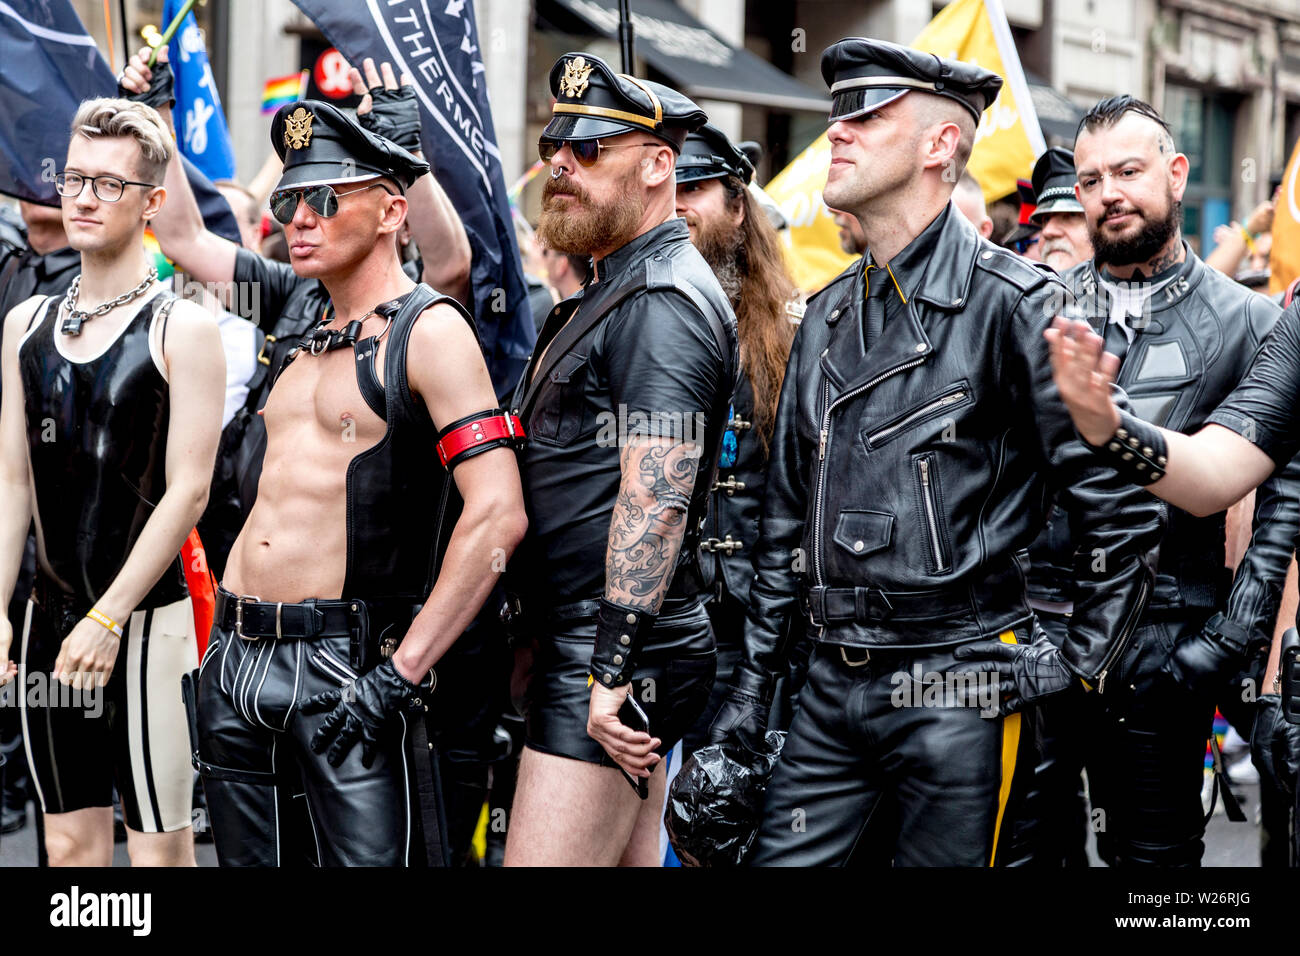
[0, 96, 226, 865]
[119, 50, 528, 867]
[501, 53, 737, 866]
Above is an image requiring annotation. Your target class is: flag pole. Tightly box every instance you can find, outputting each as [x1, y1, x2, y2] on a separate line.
[148, 0, 203, 66]
[116, 0, 129, 66]
[618, 0, 634, 74]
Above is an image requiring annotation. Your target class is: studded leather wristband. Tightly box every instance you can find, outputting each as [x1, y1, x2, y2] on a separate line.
[1086, 409, 1168, 485]
[590, 599, 657, 688]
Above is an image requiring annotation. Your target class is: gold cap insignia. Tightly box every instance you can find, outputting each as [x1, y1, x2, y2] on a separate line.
[559, 56, 594, 99]
[284, 107, 314, 150]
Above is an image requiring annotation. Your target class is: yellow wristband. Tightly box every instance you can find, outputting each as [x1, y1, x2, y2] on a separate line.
[86, 608, 123, 639]
[1240, 226, 1257, 254]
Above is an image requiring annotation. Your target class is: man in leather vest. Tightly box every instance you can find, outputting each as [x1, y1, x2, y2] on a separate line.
[707, 37, 1165, 866]
[671, 123, 800, 755]
[1019, 97, 1300, 866]
[149, 85, 525, 863]
[503, 54, 738, 866]
[0, 97, 226, 865]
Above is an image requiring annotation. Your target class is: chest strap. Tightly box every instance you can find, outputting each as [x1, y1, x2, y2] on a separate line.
[436, 409, 526, 470]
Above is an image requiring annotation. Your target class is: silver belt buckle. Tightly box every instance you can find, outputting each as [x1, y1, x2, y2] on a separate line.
[235, 595, 263, 641]
[840, 646, 871, 667]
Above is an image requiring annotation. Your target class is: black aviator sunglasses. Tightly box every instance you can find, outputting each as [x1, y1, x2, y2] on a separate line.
[269, 181, 397, 225]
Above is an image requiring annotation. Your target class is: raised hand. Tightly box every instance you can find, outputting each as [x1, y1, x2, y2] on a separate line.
[1043, 316, 1122, 446]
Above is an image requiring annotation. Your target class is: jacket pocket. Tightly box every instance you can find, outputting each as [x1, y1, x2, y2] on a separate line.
[529, 351, 589, 446]
[913, 454, 952, 574]
[831, 509, 894, 558]
[862, 382, 972, 450]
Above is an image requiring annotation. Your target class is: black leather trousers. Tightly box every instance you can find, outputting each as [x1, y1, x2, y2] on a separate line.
[1011, 611, 1216, 867]
[748, 633, 1037, 866]
[195, 621, 421, 867]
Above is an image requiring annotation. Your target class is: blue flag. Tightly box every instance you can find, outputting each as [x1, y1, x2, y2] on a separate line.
[289, 0, 536, 396]
[163, 0, 237, 182]
[0, 0, 241, 244]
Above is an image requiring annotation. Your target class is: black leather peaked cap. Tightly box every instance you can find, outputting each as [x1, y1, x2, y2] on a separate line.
[543, 52, 708, 152]
[1030, 146, 1084, 221]
[676, 123, 756, 185]
[271, 100, 428, 193]
[820, 37, 1003, 126]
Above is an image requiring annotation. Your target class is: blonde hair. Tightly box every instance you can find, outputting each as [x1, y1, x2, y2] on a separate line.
[70, 97, 173, 184]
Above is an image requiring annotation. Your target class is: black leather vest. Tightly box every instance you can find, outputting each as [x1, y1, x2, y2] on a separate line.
[19, 292, 187, 607]
[330, 284, 477, 603]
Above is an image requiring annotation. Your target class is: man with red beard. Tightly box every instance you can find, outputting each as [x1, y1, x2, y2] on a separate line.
[671, 124, 799, 755]
[503, 54, 738, 866]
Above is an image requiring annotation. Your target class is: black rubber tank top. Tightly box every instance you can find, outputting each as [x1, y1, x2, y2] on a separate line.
[19, 292, 187, 606]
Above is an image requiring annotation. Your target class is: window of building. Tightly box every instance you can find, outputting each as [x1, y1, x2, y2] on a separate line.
[1165, 83, 1239, 256]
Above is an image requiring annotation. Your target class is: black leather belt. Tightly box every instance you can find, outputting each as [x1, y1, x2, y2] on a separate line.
[804, 574, 1024, 627]
[214, 586, 362, 640]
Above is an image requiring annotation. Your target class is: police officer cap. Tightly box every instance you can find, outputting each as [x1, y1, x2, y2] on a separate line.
[1030, 146, 1085, 222]
[270, 100, 429, 193]
[676, 124, 756, 185]
[543, 52, 708, 152]
[821, 37, 1002, 126]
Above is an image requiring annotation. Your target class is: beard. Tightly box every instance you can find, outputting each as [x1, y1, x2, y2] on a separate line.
[683, 210, 744, 307]
[1090, 188, 1182, 267]
[536, 168, 643, 256]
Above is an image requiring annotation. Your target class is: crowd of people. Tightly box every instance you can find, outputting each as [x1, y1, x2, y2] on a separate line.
[0, 30, 1298, 869]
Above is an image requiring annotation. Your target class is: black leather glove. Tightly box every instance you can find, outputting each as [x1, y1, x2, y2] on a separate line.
[301, 659, 428, 768]
[1164, 613, 1253, 700]
[358, 85, 422, 152]
[1252, 695, 1300, 799]
[952, 634, 1077, 715]
[117, 55, 175, 110]
[707, 664, 773, 751]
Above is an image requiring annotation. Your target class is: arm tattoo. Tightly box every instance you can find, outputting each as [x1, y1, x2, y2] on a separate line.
[605, 438, 701, 611]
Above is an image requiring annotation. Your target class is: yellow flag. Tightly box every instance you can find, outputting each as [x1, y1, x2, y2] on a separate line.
[766, 0, 1045, 294]
[1269, 135, 1300, 295]
[912, 0, 1045, 205]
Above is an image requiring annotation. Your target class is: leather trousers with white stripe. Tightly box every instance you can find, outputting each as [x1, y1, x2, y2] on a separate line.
[195, 621, 419, 866]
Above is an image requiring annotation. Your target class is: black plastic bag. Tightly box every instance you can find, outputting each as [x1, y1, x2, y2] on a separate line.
[665, 731, 786, 866]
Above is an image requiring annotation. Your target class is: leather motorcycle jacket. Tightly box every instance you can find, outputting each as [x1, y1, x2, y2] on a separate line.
[1027, 247, 1299, 653]
[739, 204, 1164, 689]
[701, 371, 766, 610]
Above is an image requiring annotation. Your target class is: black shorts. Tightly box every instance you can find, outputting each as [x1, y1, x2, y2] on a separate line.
[524, 599, 716, 766]
[19, 587, 197, 832]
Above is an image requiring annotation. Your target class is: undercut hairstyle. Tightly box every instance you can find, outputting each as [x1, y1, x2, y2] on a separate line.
[1077, 95, 1176, 154]
[70, 97, 173, 184]
[718, 174, 797, 453]
[912, 94, 977, 174]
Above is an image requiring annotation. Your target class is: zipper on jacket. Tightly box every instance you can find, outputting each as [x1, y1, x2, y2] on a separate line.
[917, 456, 949, 573]
[1095, 575, 1150, 694]
[812, 356, 927, 586]
[868, 389, 966, 446]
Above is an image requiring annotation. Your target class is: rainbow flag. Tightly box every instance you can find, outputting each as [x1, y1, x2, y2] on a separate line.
[261, 70, 308, 115]
[144, 229, 174, 280]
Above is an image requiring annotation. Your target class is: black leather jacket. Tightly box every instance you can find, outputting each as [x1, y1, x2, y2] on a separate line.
[1027, 248, 1299, 652]
[701, 371, 766, 610]
[739, 204, 1164, 688]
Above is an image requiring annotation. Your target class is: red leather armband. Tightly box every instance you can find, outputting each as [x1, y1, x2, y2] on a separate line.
[436, 410, 525, 469]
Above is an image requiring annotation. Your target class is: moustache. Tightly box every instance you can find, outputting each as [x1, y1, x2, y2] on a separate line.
[1098, 204, 1142, 226]
[542, 175, 588, 204]
[1041, 238, 1075, 258]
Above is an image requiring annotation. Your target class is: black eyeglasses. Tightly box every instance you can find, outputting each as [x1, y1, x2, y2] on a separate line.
[55, 172, 157, 203]
[269, 181, 396, 225]
[538, 137, 661, 169]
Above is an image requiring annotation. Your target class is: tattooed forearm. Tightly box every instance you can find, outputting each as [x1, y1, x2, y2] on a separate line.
[605, 438, 701, 611]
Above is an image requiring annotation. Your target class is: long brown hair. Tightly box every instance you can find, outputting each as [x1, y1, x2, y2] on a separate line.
[721, 176, 797, 453]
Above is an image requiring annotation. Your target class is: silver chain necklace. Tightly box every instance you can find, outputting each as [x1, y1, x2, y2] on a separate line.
[60, 268, 158, 335]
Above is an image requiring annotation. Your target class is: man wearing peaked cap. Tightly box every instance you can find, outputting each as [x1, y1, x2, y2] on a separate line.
[503, 53, 739, 865]
[1028, 146, 1093, 272]
[705, 37, 1165, 866]
[117, 50, 527, 867]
